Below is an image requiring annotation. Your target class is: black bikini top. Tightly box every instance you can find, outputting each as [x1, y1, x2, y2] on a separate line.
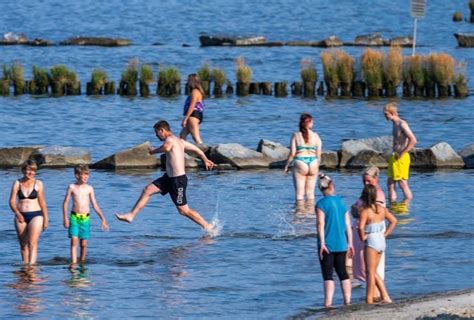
[18, 179, 38, 200]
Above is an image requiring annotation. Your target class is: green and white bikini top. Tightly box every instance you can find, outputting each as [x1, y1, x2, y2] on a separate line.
[295, 132, 319, 153]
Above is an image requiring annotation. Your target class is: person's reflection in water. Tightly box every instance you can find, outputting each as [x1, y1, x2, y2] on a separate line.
[294, 199, 316, 216]
[390, 201, 410, 215]
[67, 263, 91, 288]
[10, 265, 45, 315]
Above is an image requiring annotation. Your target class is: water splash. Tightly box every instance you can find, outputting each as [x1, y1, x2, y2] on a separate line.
[205, 216, 223, 238]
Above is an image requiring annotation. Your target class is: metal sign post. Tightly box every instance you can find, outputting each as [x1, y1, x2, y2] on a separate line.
[411, 0, 427, 56]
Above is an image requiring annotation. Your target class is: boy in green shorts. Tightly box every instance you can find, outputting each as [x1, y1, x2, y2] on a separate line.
[63, 165, 109, 264]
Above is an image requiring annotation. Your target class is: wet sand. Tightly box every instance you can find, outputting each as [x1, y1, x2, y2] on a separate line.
[294, 288, 474, 319]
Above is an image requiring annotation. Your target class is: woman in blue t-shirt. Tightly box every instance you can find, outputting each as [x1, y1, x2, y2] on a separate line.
[316, 173, 354, 308]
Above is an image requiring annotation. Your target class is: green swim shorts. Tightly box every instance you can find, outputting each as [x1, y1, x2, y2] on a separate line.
[69, 212, 90, 240]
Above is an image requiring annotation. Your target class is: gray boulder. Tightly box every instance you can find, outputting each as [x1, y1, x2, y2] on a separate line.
[257, 139, 289, 167]
[92, 141, 159, 169]
[0, 146, 43, 168]
[346, 150, 388, 169]
[59, 36, 131, 46]
[340, 136, 392, 167]
[210, 143, 270, 169]
[320, 151, 339, 169]
[354, 32, 384, 46]
[320, 35, 343, 47]
[31, 146, 91, 167]
[459, 143, 474, 168]
[411, 142, 464, 168]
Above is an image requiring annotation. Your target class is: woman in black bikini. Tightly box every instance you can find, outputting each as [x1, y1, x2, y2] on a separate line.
[9, 160, 48, 265]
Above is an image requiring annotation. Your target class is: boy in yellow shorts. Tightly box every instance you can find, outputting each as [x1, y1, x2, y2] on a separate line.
[383, 103, 417, 203]
[63, 165, 109, 264]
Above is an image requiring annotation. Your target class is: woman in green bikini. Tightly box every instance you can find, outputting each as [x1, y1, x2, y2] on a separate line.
[284, 113, 322, 203]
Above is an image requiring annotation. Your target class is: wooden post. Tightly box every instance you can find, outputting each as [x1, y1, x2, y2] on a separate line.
[303, 81, 315, 97]
[236, 82, 250, 96]
[274, 82, 288, 97]
[260, 82, 272, 95]
[291, 82, 302, 96]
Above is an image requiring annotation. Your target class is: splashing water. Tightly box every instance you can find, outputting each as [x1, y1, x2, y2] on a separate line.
[206, 216, 223, 238]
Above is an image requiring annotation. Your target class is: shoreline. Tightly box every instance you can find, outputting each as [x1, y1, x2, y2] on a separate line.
[291, 288, 474, 319]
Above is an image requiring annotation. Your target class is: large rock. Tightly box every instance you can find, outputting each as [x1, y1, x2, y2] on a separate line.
[411, 142, 464, 169]
[340, 136, 392, 167]
[346, 150, 388, 169]
[209, 143, 270, 169]
[320, 35, 343, 47]
[320, 151, 339, 169]
[92, 141, 159, 169]
[0, 146, 43, 168]
[257, 139, 289, 164]
[389, 36, 413, 47]
[454, 33, 474, 48]
[31, 146, 91, 167]
[59, 36, 131, 46]
[354, 32, 384, 46]
[199, 35, 266, 47]
[459, 143, 474, 168]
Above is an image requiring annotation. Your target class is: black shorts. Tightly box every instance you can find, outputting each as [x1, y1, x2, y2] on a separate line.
[152, 174, 188, 206]
[319, 251, 349, 281]
[189, 110, 203, 124]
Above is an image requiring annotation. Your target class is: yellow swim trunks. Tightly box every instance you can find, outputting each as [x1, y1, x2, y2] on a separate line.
[388, 152, 411, 181]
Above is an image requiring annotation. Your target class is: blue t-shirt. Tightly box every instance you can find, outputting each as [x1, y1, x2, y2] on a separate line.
[316, 195, 348, 252]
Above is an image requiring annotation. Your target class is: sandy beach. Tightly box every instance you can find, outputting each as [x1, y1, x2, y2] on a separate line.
[293, 288, 474, 319]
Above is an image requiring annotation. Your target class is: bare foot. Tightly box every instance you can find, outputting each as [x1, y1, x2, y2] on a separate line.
[115, 213, 134, 223]
[382, 297, 392, 304]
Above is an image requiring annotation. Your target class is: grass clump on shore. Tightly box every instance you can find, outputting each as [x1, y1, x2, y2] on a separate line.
[140, 65, 154, 84]
[383, 46, 403, 87]
[300, 58, 317, 83]
[11, 62, 24, 85]
[50, 65, 71, 85]
[235, 57, 252, 83]
[408, 55, 425, 89]
[321, 51, 339, 91]
[159, 66, 181, 85]
[212, 67, 226, 87]
[432, 53, 455, 86]
[335, 50, 354, 84]
[197, 63, 211, 82]
[2, 65, 11, 81]
[361, 48, 384, 94]
[32, 65, 49, 88]
[91, 69, 108, 89]
[121, 59, 139, 84]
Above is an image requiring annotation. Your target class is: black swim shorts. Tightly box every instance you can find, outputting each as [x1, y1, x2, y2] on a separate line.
[189, 110, 203, 124]
[152, 174, 188, 206]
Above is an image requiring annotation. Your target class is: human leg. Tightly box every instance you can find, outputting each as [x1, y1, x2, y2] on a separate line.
[79, 240, 88, 262]
[176, 205, 211, 230]
[70, 237, 79, 264]
[26, 216, 44, 265]
[116, 183, 161, 223]
[292, 161, 309, 201]
[320, 251, 336, 307]
[334, 252, 351, 305]
[14, 218, 29, 263]
[179, 127, 190, 141]
[305, 161, 319, 201]
[387, 178, 397, 203]
[187, 117, 203, 144]
[364, 247, 380, 304]
[398, 179, 413, 202]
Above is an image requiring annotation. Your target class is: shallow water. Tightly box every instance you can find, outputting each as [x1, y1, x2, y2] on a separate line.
[1, 0, 474, 318]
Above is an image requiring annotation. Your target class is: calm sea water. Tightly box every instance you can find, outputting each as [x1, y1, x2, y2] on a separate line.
[1, 0, 473, 318]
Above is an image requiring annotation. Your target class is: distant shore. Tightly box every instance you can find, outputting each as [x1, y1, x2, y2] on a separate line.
[293, 288, 474, 319]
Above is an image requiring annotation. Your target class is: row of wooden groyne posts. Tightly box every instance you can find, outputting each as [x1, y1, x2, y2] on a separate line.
[0, 47, 469, 99]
